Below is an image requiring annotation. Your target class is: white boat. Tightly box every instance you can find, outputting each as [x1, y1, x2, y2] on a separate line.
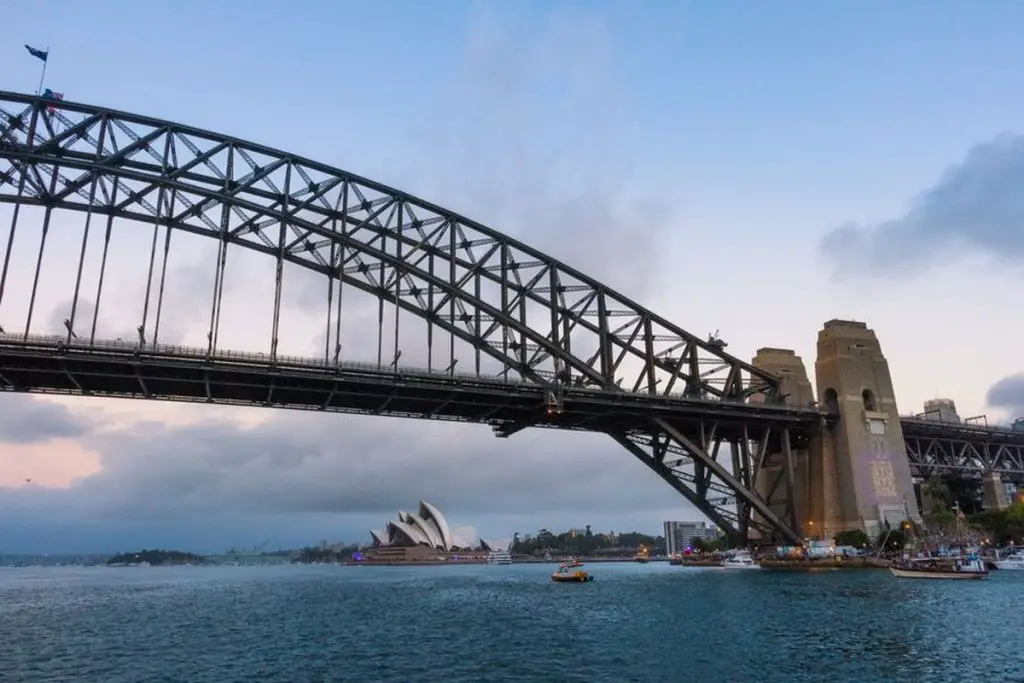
[995, 550, 1024, 571]
[889, 556, 989, 580]
[722, 550, 760, 569]
[486, 549, 512, 565]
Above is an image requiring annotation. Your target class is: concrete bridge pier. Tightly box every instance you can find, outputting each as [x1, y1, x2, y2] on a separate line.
[982, 471, 1010, 511]
[750, 348, 820, 543]
[814, 320, 922, 540]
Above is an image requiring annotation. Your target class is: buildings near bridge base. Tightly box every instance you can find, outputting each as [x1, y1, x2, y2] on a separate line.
[664, 521, 722, 556]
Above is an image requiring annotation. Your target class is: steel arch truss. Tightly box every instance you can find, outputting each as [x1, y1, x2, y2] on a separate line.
[614, 418, 805, 545]
[0, 92, 804, 544]
[0, 92, 781, 402]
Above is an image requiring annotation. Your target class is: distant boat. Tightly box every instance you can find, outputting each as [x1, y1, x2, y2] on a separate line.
[886, 502, 989, 580]
[633, 546, 651, 563]
[995, 549, 1024, 571]
[722, 551, 759, 570]
[486, 548, 512, 565]
[551, 558, 593, 583]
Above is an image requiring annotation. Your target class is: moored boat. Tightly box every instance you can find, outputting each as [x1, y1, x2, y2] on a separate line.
[722, 550, 759, 570]
[551, 558, 594, 582]
[486, 548, 512, 565]
[995, 550, 1024, 571]
[888, 556, 989, 580]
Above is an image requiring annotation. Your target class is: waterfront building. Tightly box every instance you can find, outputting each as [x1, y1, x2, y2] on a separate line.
[369, 500, 471, 551]
[362, 501, 488, 563]
[664, 521, 719, 555]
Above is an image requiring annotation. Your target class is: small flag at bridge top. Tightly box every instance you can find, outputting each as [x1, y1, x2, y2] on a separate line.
[25, 45, 48, 62]
[42, 89, 64, 113]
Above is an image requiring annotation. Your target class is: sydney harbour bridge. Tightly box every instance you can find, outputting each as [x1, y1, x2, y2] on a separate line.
[1, 91, 1022, 546]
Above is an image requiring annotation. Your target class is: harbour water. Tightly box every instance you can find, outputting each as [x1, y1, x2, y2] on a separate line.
[1, 562, 1022, 682]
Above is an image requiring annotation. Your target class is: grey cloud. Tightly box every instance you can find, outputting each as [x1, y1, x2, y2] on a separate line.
[1, 393, 688, 524]
[72, 412, 680, 519]
[986, 373, 1024, 420]
[821, 133, 1024, 278]
[0, 395, 96, 444]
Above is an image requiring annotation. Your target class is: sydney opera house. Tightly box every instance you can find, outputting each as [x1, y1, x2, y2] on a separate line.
[369, 500, 472, 552]
[363, 500, 482, 562]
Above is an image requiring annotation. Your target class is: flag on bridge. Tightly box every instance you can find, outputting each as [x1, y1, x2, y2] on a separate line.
[25, 45, 49, 62]
[42, 88, 64, 113]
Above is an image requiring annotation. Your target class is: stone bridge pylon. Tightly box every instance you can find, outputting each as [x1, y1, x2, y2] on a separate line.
[753, 320, 923, 542]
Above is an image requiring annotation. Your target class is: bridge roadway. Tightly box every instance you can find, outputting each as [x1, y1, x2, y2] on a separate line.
[0, 334, 823, 441]
[3, 334, 1023, 479]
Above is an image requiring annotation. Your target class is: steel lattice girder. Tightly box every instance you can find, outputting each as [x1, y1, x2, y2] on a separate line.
[905, 435, 1024, 480]
[615, 419, 805, 545]
[0, 91, 782, 403]
[902, 418, 1024, 480]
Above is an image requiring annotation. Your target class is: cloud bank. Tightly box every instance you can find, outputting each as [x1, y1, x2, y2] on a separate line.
[821, 133, 1024, 277]
[0, 395, 687, 553]
[986, 374, 1024, 422]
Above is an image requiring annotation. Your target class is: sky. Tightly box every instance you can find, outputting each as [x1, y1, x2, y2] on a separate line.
[2, 0, 1024, 554]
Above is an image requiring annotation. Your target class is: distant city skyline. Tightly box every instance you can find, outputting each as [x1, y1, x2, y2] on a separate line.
[2, 0, 1024, 553]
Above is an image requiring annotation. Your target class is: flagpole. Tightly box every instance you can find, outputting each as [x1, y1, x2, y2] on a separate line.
[35, 46, 49, 95]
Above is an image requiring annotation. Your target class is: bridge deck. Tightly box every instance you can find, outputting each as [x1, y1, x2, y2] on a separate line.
[0, 335, 824, 440]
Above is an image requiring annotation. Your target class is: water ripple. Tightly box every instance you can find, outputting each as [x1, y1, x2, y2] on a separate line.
[0, 564, 1022, 682]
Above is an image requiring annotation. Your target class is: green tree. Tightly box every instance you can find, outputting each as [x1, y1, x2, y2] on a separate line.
[876, 528, 906, 552]
[1005, 502, 1024, 542]
[834, 529, 870, 548]
[924, 509, 957, 534]
[967, 502, 1024, 545]
[946, 478, 984, 514]
[922, 475, 953, 515]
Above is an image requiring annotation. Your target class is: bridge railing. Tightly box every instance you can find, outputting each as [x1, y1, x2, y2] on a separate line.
[900, 412, 1024, 436]
[0, 331, 530, 385]
[0, 332, 826, 416]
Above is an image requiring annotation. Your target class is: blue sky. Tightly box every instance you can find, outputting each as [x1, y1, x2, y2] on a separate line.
[2, 1, 1024, 553]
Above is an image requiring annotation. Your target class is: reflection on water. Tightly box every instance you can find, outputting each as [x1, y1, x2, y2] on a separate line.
[1, 563, 1022, 682]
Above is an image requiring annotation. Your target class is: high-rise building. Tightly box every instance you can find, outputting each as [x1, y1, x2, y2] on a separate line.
[663, 521, 719, 556]
[923, 398, 961, 423]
